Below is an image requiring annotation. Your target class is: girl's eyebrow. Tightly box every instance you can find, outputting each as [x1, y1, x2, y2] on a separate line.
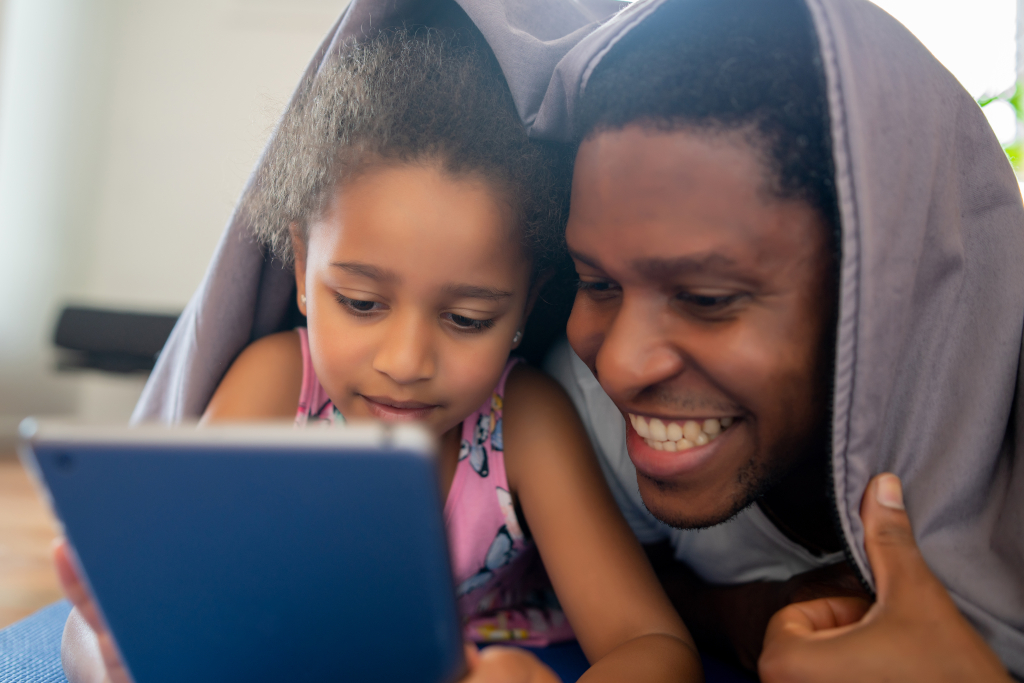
[332, 262, 511, 301]
[331, 261, 399, 282]
[442, 283, 513, 301]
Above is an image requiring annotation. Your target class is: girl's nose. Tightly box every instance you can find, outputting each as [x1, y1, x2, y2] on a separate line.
[371, 312, 437, 384]
[594, 295, 685, 401]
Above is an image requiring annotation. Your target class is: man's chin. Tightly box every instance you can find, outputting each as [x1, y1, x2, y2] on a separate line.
[634, 443, 783, 530]
[637, 472, 758, 529]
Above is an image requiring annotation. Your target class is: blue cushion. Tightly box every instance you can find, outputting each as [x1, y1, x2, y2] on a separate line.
[0, 600, 71, 683]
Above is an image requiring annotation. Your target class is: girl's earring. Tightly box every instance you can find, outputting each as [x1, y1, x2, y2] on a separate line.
[512, 330, 522, 345]
[300, 294, 307, 304]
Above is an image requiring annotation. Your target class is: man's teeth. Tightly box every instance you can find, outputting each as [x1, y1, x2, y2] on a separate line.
[628, 414, 734, 451]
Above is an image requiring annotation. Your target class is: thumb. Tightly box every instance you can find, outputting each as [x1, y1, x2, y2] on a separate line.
[860, 473, 935, 604]
[464, 642, 481, 672]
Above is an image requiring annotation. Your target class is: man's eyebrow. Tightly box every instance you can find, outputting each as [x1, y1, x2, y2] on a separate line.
[330, 262, 399, 282]
[568, 249, 602, 270]
[570, 249, 739, 279]
[442, 283, 514, 301]
[631, 253, 739, 279]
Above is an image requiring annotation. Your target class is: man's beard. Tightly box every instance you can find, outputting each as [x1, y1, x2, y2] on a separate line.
[638, 452, 787, 530]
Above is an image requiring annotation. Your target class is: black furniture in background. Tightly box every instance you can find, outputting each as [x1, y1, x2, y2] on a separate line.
[53, 306, 180, 373]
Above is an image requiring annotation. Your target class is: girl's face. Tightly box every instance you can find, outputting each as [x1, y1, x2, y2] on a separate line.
[294, 161, 533, 437]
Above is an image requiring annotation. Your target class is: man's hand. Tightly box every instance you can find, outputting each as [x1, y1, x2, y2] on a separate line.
[759, 473, 1012, 683]
[53, 538, 132, 683]
[461, 644, 562, 683]
[645, 541, 869, 672]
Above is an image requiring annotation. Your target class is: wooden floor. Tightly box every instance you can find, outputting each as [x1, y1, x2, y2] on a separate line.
[0, 451, 63, 629]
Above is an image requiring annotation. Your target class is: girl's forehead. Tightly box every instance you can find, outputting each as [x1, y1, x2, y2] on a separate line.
[307, 163, 530, 286]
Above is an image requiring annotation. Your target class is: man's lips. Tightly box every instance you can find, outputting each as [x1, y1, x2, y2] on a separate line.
[359, 395, 440, 421]
[624, 413, 737, 480]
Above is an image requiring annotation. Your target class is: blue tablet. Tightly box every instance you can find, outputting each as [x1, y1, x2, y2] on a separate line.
[19, 420, 466, 683]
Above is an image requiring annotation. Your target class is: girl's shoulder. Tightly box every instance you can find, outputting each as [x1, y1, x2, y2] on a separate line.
[202, 330, 303, 422]
[505, 362, 585, 417]
[502, 362, 594, 487]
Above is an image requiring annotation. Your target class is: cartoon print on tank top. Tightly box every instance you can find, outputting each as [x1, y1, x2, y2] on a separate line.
[455, 487, 524, 596]
[459, 392, 504, 476]
[447, 368, 573, 645]
[293, 328, 573, 646]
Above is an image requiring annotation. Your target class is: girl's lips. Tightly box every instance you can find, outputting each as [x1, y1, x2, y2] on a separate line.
[625, 417, 727, 480]
[360, 395, 439, 421]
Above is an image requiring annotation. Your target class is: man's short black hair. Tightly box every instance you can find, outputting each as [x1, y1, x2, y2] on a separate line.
[577, 0, 839, 240]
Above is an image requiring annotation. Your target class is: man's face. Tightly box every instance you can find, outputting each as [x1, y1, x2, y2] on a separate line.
[565, 125, 835, 529]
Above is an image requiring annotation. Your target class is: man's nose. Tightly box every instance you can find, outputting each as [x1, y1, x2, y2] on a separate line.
[594, 295, 685, 400]
[371, 312, 437, 385]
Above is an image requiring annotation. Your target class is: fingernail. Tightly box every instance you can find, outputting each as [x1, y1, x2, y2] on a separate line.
[876, 473, 905, 510]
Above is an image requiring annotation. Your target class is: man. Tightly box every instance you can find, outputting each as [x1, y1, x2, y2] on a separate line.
[541, 0, 1024, 679]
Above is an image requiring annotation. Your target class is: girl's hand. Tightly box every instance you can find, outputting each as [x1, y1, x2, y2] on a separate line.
[461, 643, 562, 683]
[53, 538, 134, 683]
[758, 474, 1012, 683]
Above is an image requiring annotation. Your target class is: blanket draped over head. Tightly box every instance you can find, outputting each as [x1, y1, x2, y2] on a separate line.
[134, 0, 1024, 672]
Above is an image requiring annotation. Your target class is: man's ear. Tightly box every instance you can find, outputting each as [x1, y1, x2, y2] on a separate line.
[290, 223, 308, 316]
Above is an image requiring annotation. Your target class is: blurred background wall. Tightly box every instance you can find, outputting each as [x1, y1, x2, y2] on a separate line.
[0, 0, 347, 442]
[0, 0, 1018, 444]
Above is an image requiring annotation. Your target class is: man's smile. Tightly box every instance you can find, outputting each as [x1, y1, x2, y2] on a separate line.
[624, 413, 741, 480]
[627, 413, 735, 451]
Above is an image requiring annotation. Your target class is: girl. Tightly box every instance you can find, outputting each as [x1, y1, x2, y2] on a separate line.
[58, 29, 701, 683]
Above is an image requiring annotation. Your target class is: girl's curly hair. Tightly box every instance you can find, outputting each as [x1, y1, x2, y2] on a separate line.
[245, 28, 571, 273]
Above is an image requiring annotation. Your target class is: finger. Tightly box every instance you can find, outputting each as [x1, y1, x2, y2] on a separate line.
[760, 598, 874, 683]
[52, 539, 88, 608]
[860, 473, 937, 603]
[52, 539, 108, 637]
[95, 630, 134, 683]
[464, 642, 481, 671]
[52, 538, 79, 594]
[472, 646, 561, 683]
[766, 597, 872, 640]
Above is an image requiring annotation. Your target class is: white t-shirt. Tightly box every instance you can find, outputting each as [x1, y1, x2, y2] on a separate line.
[544, 338, 845, 584]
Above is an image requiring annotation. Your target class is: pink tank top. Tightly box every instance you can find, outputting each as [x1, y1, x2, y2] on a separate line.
[294, 328, 574, 646]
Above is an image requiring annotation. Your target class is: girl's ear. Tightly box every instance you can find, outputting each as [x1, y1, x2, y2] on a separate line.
[290, 223, 308, 316]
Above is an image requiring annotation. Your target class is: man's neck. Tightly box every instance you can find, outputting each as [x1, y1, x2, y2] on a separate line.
[756, 453, 844, 556]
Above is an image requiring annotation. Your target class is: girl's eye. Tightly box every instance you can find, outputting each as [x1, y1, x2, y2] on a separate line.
[335, 293, 382, 314]
[446, 313, 495, 332]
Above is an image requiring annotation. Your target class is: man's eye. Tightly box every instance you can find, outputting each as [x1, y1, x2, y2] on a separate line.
[676, 292, 739, 309]
[447, 313, 495, 331]
[576, 279, 619, 296]
[335, 294, 380, 314]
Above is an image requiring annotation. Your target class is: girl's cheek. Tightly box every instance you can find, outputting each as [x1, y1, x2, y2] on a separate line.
[445, 341, 512, 412]
[308, 313, 368, 406]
